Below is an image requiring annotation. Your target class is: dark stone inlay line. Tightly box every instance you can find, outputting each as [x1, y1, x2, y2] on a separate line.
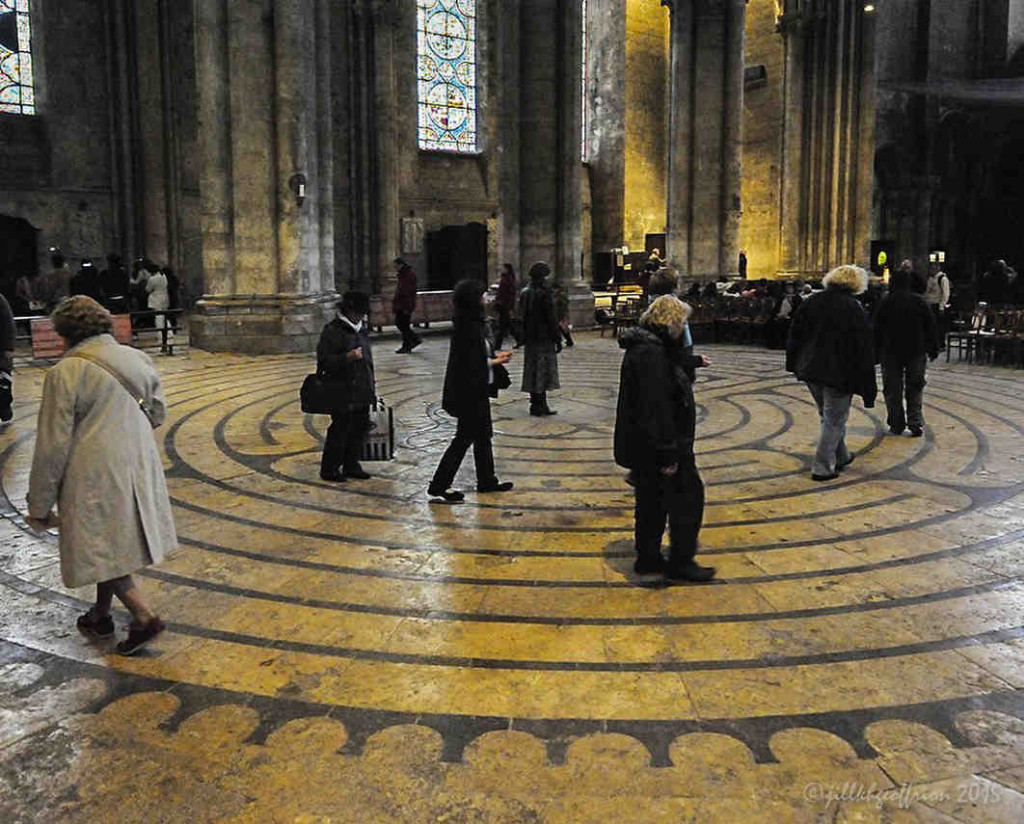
[6, 563, 1024, 672]
[141, 567, 1023, 628]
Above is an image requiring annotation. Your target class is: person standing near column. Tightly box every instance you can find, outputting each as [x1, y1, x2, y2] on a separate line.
[26, 296, 175, 655]
[317, 292, 375, 482]
[393, 258, 422, 354]
[428, 279, 514, 502]
[493, 263, 518, 350]
[873, 269, 938, 437]
[786, 265, 877, 481]
[519, 262, 561, 416]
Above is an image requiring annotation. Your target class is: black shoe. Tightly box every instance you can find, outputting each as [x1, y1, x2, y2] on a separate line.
[633, 556, 666, 575]
[428, 487, 465, 502]
[344, 467, 371, 480]
[396, 346, 411, 354]
[77, 611, 115, 639]
[529, 407, 545, 417]
[116, 618, 165, 656]
[888, 426, 904, 436]
[409, 339, 423, 352]
[477, 481, 514, 493]
[909, 426, 923, 437]
[664, 562, 716, 582]
[540, 407, 558, 416]
[0, 406, 11, 424]
[811, 472, 839, 482]
[837, 455, 855, 471]
[319, 471, 347, 482]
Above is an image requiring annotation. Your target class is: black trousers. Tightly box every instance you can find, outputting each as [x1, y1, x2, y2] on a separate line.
[495, 305, 515, 350]
[882, 354, 927, 432]
[430, 415, 497, 490]
[395, 311, 421, 350]
[320, 405, 369, 475]
[632, 456, 705, 565]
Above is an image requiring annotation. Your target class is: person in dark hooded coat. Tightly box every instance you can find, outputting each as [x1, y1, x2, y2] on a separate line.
[873, 268, 938, 436]
[428, 279, 514, 502]
[614, 295, 715, 582]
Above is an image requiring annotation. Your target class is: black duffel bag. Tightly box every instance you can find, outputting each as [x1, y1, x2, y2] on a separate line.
[300, 372, 342, 414]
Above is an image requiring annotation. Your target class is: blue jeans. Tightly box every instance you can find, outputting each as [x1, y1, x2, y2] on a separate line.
[806, 383, 852, 477]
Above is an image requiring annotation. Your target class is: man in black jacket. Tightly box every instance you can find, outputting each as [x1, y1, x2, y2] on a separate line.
[614, 295, 714, 582]
[786, 265, 877, 481]
[873, 269, 938, 437]
[316, 292, 375, 482]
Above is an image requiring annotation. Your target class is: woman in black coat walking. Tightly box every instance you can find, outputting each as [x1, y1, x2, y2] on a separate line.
[316, 292, 375, 482]
[428, 279, 515, 502]
[614, 295, 715, 582]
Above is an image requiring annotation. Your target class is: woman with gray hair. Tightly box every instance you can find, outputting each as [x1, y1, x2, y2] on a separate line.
[614, 295, 714, 582]
[26, 296, 176, 655]
[786, 265, 877, 481]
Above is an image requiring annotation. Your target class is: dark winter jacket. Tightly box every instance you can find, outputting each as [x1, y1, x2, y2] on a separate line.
[316, 316, 376, 407]
[495, 271, 516, 309]
[519, 284, 560, 345]
[0, 293, 15, 353]
[614, 327, 698, 472]
[786, 286, 877, 405]
[392, 265, 418, 314]
[441, 282, 493, 436]
[873, 290, 939, 363]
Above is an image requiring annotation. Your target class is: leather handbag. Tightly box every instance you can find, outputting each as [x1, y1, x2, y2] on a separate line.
[489, 363, 511, 398]
[300, 372, 341, 414]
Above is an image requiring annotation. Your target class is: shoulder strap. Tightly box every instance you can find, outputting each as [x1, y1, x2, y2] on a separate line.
[65, 350, 155, 426]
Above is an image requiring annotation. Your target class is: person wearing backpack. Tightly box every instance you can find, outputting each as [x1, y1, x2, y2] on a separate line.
[923, 261, 951, 345]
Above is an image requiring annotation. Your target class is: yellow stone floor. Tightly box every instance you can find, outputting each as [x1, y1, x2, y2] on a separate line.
[2, 334, 1024, 823]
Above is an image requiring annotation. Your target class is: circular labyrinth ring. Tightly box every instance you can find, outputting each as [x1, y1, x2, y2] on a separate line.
[2, 341, 1024, 763]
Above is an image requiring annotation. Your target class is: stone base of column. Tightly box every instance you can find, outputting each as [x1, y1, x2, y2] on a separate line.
[565, 281, 596, 330]
[190, 294, 339, 354]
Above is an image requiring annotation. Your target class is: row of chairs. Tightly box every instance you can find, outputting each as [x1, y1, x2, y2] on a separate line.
[946, 307, 1024, 367]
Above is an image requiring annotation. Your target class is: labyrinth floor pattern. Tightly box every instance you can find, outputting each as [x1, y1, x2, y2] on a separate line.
[2, 335, 1024, 823]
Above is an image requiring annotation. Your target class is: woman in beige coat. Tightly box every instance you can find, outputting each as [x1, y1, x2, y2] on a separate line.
[27, 296, 177, 655]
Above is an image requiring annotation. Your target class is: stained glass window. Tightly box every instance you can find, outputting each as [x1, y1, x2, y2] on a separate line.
[0, 0, 34, 115]
[417, 0, 477, 153]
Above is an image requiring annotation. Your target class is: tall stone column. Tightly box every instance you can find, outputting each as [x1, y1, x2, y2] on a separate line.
[663, 0, 746, 279]
[777, 5, 806, 276]
[192, 0, 337, 354]
[519, 0, 594, 327]
[776, 0, 877, 278]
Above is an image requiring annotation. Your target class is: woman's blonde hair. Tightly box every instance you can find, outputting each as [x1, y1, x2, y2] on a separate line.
[640, 294, 691, 339]
[51, 296, 114, 345]
[822, 264, 869, 295]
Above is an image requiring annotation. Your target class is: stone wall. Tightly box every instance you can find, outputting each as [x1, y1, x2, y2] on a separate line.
[0, 0, 115, 275]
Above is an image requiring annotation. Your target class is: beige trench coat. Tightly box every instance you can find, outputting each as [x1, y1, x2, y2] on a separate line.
[27, 334, 177, 587]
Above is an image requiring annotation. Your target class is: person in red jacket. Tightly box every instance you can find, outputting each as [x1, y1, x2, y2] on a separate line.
[393, 258, 422, 354]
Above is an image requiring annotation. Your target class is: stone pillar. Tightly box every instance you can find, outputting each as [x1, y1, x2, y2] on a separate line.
[520, 0, 594, 327]
[663, 0, 746, 279]
[587, 0, 626, 259]
[777, 5, 805, 275]
[191, 0, 337, 354]
[776, 0, 877, 278]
